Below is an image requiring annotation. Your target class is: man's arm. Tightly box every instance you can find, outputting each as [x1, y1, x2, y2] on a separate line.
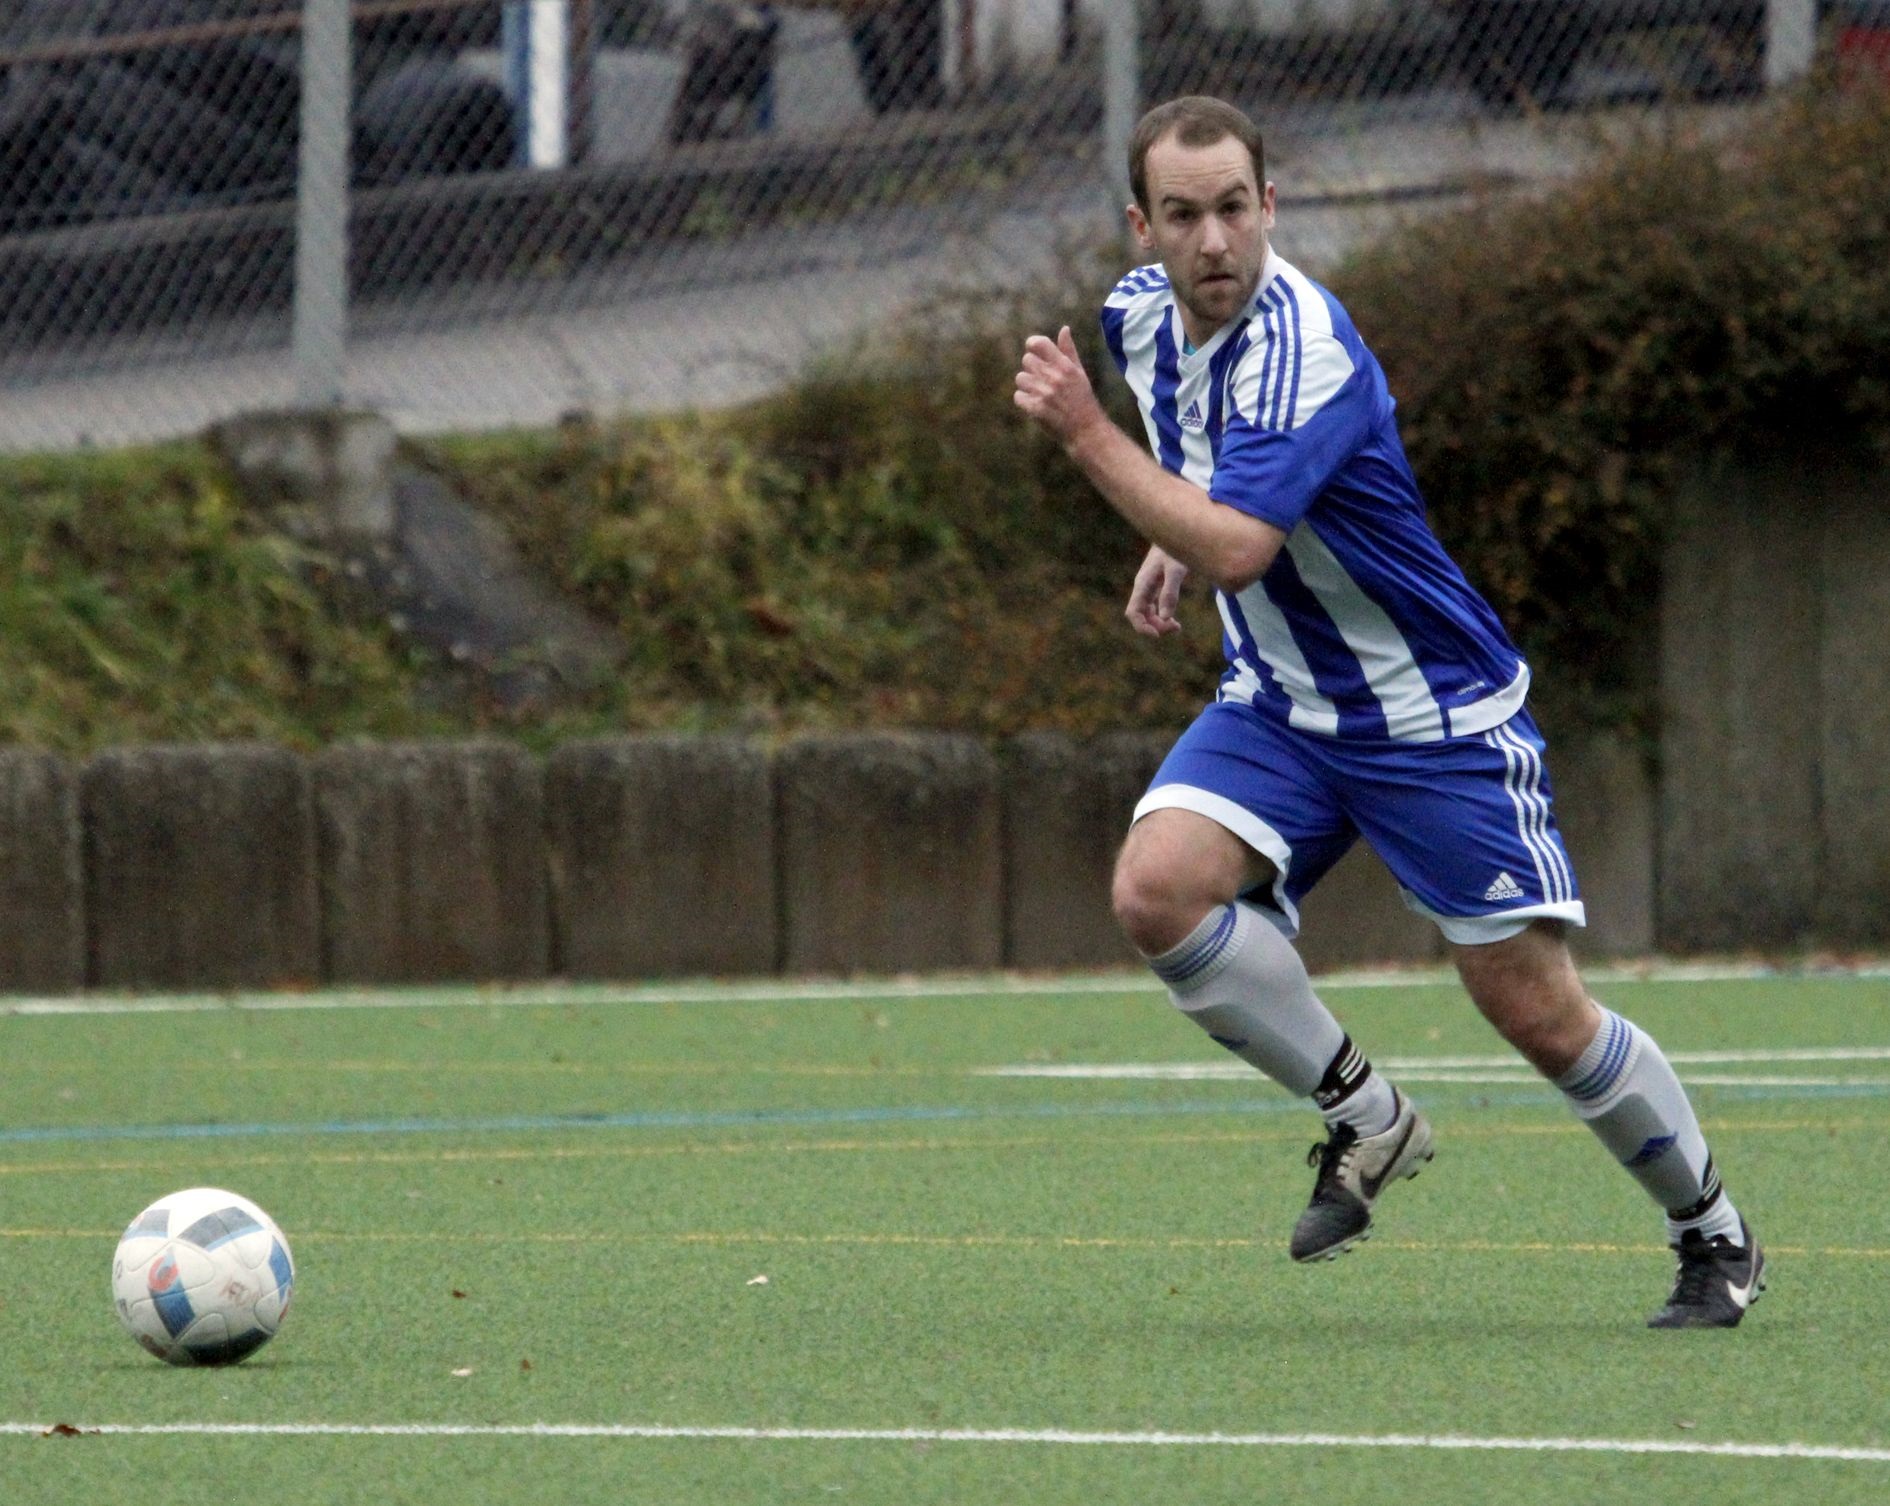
[1014, 327, 1284, 593]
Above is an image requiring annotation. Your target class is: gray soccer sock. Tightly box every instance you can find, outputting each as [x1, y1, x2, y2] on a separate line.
[1310, 1033, 1400, 1137]
[1149, 902, 1396, 1133]
[1557, 1007, 1744, 1246]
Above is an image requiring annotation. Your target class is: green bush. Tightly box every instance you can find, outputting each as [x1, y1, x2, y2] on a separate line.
[431, 260, 1225, 738]
[1339, 75, 1890, 733]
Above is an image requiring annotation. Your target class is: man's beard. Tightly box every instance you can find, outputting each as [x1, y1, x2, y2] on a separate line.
[1180, 270, 1256, 331]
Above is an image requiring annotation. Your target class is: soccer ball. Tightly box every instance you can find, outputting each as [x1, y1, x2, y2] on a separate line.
[111, 1187, 295, 1366]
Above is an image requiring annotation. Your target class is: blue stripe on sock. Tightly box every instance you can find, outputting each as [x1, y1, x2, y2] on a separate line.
[1566, 1012, 1633, 1103]
[1567, 1017, 1626, 1101]
[1151, 906, 1238, 988]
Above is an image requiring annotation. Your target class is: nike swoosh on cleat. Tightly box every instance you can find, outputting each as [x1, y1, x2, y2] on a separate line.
[1358, 1118, 1417, 1200]
[1728, 1251, 1765, 1309]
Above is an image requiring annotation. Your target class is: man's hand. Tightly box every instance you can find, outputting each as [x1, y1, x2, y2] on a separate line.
[1126, 545, 1189, 637]
[1013, 326, 1110, 451]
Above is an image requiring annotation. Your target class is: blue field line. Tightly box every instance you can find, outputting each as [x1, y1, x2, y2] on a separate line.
[10, 961, 1890, 1020]
[0, 1093, 1498, 1146]
[1707, 1081, 1890, 1102]
[4, 1077, 1887, 1148]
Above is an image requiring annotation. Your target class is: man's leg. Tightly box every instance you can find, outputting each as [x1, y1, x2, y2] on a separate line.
[1113, 808, 1432, 1261]
[1452, 921, 1764, 1328]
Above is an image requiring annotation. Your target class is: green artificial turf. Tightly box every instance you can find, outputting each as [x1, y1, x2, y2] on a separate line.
[3, 970, 1887, 1504]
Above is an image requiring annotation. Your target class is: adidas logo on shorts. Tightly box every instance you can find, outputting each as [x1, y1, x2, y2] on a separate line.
[1483, 871, 1525, 902]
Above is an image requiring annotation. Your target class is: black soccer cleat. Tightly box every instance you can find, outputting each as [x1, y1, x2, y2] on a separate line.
[1647, 1218, 1766, 1329]
[1290, 1088, 1434, 1263]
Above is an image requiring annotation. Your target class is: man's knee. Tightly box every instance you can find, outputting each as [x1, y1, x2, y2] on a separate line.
[1111, 847, 1194, 956]
[1111, 810, 1265, 957]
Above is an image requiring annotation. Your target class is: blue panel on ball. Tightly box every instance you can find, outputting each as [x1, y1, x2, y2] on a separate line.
[147, 1258, 195, 1339]
[267, 1239, 293, 1296]
[184, 1327, 273, 1366]
[179, 1206, 264, 1251]
[127, 1206, 170, 1238]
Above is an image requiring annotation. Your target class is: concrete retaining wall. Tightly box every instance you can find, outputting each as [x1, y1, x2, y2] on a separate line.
[1001, 730, 1171, 969]
[1815, 479, 1890, 945]
[1542, 725, 1656, 959]
[0, 710, 1686, 993]
[778, 732, 1004, 974]
[1658, 454, 1823, 951]
[316, 740, 548, 983]
[1657, 452, 1889, 952]
[83, 743, 318, 989]
[0, 751, 83, 992]
[547, 735, 774, 978]
[1294, 844, 1446, 973]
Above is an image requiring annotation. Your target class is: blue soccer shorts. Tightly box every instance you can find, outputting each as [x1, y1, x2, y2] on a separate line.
[1133, 699, 1585, 944]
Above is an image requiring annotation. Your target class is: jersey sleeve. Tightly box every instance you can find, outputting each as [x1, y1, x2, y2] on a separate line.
[1209, 324, 1368, 533]
[1099, 303, 1129, 379]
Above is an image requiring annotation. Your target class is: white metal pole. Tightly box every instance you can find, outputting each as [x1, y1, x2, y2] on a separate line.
[505, 0, 570, 169]
[292, 0, 351, 410]
[1765, 0, 1817, 88]
[1101, 0, 1137, 213]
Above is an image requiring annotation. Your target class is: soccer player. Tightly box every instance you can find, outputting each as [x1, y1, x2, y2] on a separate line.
[1012, 95, 1764, 1327]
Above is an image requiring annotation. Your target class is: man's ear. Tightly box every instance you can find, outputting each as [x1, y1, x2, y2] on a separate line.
[1126, 202, 1156, 254]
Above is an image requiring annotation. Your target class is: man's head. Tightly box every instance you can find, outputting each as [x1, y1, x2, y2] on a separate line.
[1126, 97, 1275, 343]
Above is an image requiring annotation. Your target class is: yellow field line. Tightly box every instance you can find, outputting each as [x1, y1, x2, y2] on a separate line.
[0, 1114, 1866, 1180]
[4, 1224, 1885, 1260]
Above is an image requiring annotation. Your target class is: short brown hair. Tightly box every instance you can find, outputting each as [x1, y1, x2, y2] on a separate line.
[1129, 96, 1265, 211]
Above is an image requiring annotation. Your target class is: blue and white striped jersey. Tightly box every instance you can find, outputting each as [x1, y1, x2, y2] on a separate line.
[1100, 251, 1529, 743]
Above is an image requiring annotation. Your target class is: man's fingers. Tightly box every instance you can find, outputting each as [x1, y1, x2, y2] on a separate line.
[1023, 332, 1080, 372]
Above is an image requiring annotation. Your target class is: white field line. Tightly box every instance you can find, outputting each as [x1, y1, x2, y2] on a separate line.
[1389, 1048, 1890, 1067]
[6, 960, 1889, 1018]
[4, 1421, 1890, 1461]
[977, 1048, 1890, 1082]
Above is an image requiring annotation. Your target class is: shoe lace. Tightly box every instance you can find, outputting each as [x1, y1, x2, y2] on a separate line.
[1306, 1123, 1361, 1185]
[1667, 1235, 1732, 1307]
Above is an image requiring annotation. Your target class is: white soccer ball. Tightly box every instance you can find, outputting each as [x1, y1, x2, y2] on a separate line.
[111, 1187, 295, 1366]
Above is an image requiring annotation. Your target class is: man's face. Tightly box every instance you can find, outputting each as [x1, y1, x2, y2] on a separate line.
[1128, 133, 1275, 343]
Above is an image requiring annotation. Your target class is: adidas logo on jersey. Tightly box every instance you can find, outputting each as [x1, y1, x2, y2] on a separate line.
[1180, 399, 1206, 432]
[1484, 872, 1525, 902]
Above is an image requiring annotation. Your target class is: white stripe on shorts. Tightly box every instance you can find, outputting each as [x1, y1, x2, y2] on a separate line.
[1483, 725, 1571, 904]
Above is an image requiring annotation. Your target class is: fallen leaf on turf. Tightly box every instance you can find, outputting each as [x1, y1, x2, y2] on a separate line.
[42, 1423, 90, 1438]
[451, 1368, 475, 1378]
[451, 1289, 468, 1299]
[1675, 1420, 1697, 1430]
[747, 1274, 770, 1286]
[520, 1358, 533, 1372]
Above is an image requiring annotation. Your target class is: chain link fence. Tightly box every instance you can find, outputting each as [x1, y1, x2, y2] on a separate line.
[0, 0, 1857, 451]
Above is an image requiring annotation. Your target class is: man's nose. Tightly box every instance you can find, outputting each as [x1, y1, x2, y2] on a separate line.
[1200, 216, 1228, 256]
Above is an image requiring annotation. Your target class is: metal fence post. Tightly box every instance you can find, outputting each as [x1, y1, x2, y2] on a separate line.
[504, 0, 572, 169]
[1765, 0, 1817, 87]
[293, 0, 351, 410]
[1101, 0, 1138, 218]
